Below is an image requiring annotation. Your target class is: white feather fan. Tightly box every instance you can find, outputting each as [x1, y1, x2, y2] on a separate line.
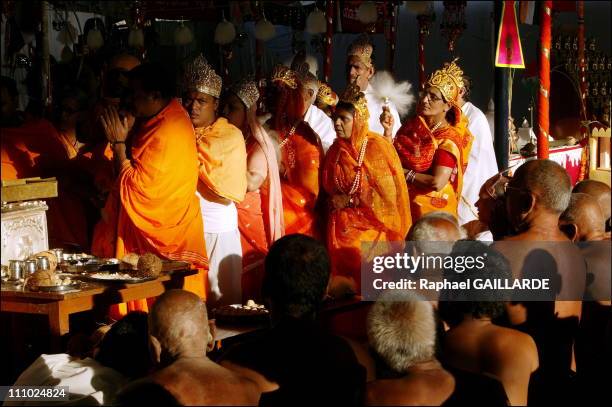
[370, 71, 415, 118]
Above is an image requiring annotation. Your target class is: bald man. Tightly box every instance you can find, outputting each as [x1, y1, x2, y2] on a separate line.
[117, 290, 261, 405]
[573, 180, 611, 234]
[560, 193, 607, 242]
[494, 160, 586, 404]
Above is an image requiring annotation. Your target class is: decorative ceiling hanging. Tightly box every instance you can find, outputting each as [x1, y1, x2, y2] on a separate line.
[174, 21, 193, 46]
[128, 26, 145, 48]
[215, 14, 236, 45]
[86, 16, 104, 50]
[306, 8, 326, 35]
[356, 1, 379, 24]
[255, 12, 276, 41]
[405, 1, 433, 16]
[57, 20, 78, 45]
[440, 1, 467, 53]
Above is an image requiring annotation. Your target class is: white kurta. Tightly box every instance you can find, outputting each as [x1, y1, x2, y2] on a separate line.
[364, 84, 401, 138]
[304, 104, 336, 153]
[458, 102, 499, 226]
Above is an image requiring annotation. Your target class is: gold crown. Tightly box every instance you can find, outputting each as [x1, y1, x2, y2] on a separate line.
[426, 59, 464, 103]
[230, 79, 260, 110]
[347, 35, 374, 68]
[316, 83, 338, 107]
[271, 65, 298, 90]
[183, 54, 222, 98]
[340, 80, 369, 121]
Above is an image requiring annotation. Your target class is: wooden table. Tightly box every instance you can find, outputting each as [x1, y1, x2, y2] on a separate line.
[0, 270, 196, 345]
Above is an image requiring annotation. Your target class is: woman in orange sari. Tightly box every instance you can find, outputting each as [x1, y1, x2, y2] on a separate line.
[270, 65, 324, 238]
[323, 81, 411, 294]
[394, 60, 473, 221]
[223, 79, 284, 302]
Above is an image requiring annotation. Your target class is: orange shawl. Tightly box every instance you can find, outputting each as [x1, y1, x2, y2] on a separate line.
[279, 122, 324, 237]
[196, 117, 247, 203]
[323, 117, 411, 291]
[92, 99, 207, 267]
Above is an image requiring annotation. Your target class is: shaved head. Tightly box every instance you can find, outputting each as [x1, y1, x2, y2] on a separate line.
[560, 193, 605, 240]
[109, 53, 141, 71]
[512, 159, 571, 214]
[573, 180, 611, 221]
[149, 290, 209, 361]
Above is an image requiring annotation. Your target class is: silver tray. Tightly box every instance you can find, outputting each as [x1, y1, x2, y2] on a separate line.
[81, 273, 157, 284]
[28, 282, 82, 292]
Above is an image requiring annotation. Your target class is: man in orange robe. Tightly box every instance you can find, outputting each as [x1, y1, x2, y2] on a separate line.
[270, 65, 324, 238]
[91, 63, 208, 314]
[323, 82, 411, 294]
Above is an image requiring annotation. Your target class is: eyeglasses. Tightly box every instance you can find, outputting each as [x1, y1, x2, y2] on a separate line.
[419, 91, 443, 103]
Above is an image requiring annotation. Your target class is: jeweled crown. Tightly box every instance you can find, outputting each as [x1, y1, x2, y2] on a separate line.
[271, 65, 298, 90]
[426, 59, 464, 103]
[183, 54, 222, 98]
[231, 79, 260, 110]
[316, 83, 339, 107]
[340, 80, 369, 121]
[347, 35, 374, 68]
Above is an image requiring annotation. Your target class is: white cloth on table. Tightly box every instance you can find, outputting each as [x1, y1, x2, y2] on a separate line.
[6, 354, 126, 406]
[364, 84, 401, 138]
[304, 105, 336, 153]
[458, 101, 499, 226]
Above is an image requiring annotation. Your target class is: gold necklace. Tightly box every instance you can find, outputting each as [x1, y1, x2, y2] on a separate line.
[278, 121, 299, 149]
[334, 137, 369, 197]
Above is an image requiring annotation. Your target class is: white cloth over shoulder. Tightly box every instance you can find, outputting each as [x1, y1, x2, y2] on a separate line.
[459, 102, 499, 226]
[6, 354, 127, 406]
[304, 105, 336, 153]
[364, 84, 401, 137]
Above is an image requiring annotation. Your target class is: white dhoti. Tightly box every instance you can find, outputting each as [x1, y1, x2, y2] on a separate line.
[204, 230, 243, 305]
[197, 190, 243, 306]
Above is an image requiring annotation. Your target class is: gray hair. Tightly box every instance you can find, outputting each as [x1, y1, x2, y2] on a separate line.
[367, 290, 436, 373]
[407, 211, 467, 254]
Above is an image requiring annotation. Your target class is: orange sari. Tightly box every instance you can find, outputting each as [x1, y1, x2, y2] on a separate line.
[91, 99, 208, 315]
[395, 113, 473, 220]
[323, 119, 411, 292]
[236, 140, 268, 302]
[278, 122, 324, 238]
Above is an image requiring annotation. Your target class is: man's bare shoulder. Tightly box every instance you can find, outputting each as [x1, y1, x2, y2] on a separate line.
[152, 359, 262, 405]
[484, 325, 538, 371]
[366, 369, 455, 406]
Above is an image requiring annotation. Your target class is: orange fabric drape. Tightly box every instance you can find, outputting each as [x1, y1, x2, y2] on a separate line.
[279, 122, 324, 238]
[195, 117, 247, 203]
[91, 99, 208, 316]
[237, 140, 269, 303]
[323, 117, 411, 292]
[1, 118, 66, 180]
